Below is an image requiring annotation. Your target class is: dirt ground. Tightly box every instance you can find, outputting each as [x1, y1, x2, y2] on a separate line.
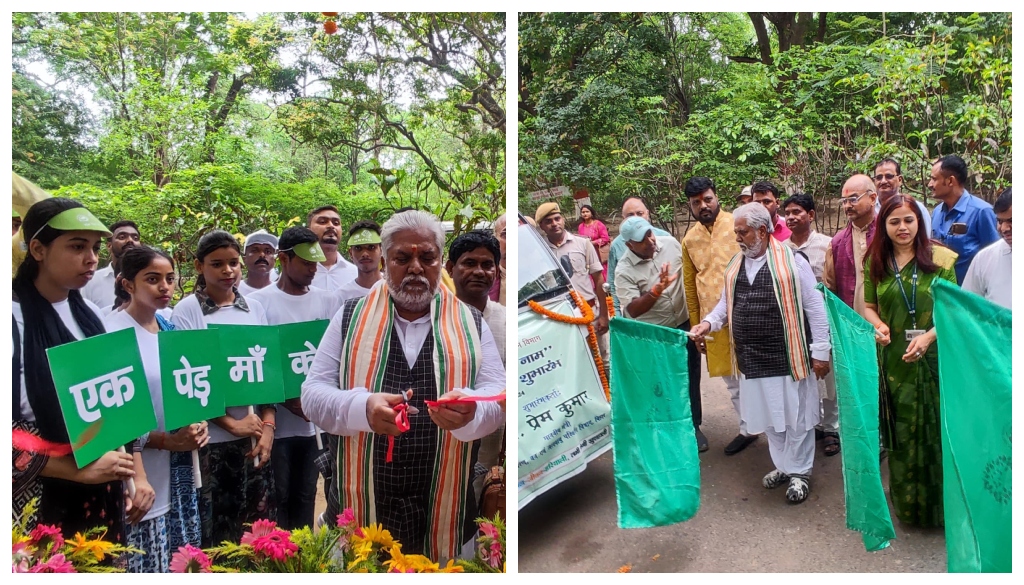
[517, 362, 947, 573]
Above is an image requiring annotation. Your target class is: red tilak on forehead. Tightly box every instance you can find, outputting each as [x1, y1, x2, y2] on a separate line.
[411, 244, 418, 253]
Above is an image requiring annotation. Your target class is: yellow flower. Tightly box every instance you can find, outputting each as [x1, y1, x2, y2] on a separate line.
[353, 523, 396, 550]
[383, 544, 411, 573]
[438, 559, 464, 573]
[68, 532, 115, 561]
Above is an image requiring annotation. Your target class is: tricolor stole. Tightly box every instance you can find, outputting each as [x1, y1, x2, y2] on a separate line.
[337, 283, 482, 560]
[723, 236, 811, 381]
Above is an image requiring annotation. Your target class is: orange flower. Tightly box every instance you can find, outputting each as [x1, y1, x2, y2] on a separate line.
[323, 21, 338, 34]
[68, 532, 115, 561]
[528, 290, 610, 401]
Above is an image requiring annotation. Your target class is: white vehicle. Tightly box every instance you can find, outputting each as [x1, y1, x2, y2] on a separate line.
[517, 213, 612, 509]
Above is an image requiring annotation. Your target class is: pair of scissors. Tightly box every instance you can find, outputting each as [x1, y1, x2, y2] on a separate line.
[387, 389, 417, 463]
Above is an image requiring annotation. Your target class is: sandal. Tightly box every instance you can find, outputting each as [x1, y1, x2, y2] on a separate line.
[823, 433, 841, 457]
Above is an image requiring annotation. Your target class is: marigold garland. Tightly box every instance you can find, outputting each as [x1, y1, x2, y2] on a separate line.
[605, 295, 616, 318]
[528, 290, 611, 401]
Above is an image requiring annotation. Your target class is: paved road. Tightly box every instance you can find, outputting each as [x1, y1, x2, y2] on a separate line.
[518, 370, 946, 573]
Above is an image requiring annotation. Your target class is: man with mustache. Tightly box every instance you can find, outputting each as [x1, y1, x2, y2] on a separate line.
[81, 219, 141, 308]
[536, 201, 610, 360]
[607, 197, 671, 315]
[929, 154, 1001, 283]
[248, 227, 338, 530]
[692, 203, 831, 504]
[872, 158, 931, 237]
[823, 175, 878, 318]
[336, 220, 384, 303]
[615, 215, 706, 451]
[446, 229, 506, 501]
[307, 205, 358, 292]
[302, 210, 505, 560]
[681, 177, 753, 455]
[238, 229, 279, 297]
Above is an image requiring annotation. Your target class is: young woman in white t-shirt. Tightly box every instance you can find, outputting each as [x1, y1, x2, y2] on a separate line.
[170, 230, 276, 547]
[11, 198, 135, 547]
[103, 246, 209, 572]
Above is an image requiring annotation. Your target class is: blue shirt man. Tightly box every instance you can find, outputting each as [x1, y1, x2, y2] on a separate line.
[607, 197, 671, 313]
[928, 156, 999, 283]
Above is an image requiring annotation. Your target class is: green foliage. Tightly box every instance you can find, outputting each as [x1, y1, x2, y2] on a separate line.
[520, 12, 1011, 234]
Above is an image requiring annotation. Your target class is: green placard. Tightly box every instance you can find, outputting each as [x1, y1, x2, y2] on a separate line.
[208, 324, 286, 407]
[46, 328, 158, 467]
[158, 329, 228, 430]
[277, 319, 330, 400]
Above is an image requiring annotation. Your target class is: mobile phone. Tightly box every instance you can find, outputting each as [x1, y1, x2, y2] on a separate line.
[949, 222, 968, 236]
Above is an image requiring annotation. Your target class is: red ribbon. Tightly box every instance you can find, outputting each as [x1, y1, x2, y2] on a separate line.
[385, 403, 411, 463]
[12, 429, 74, 457]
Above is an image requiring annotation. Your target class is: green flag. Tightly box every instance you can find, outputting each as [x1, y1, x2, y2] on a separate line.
[46, 328, 158, 467]
[278, 319, 330, 400]
[932, 279, 1012, 573]
[208, 324, 286, 407]
[818, 284, 896, 551]
[609, 317, 700, 529]
[158, 329, 227, 430]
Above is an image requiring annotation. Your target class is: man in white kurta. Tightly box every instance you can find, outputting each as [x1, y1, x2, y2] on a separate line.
[692, 203, 831, 504]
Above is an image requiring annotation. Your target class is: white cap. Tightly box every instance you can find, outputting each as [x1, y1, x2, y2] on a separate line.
[244, 229, 278, 250]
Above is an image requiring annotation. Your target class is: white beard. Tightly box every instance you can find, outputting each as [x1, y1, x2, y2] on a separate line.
[739, 235, 765, 259]
[387, 273, 438, 312]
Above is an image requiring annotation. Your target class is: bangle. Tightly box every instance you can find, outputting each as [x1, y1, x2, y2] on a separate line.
[650, 286, 663, 299]
[262, 420, 276, 431]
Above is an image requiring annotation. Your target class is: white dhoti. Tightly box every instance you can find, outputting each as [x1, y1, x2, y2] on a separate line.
[739, 372, 820, 476]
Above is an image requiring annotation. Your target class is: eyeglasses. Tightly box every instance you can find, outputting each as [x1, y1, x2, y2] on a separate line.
[839, 192, 873, 206]
[873, 173, 898, 182]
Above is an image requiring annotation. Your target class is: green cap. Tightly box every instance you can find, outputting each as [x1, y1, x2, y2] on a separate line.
[31, 207, 112, 241]
[13, 209, 20, 218]
[347, 228, 381, 246]
[286, 241, 327, 263]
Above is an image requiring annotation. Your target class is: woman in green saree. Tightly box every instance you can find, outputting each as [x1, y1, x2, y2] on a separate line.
[863, 195, 957, 528]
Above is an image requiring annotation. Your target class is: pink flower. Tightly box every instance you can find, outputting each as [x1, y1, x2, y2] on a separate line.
[251, 531, 298, 562]
[487, 541, 503, 569]
[336, 508, 356, 528]
[13, 542, 33, 573]
[479, 521, 500, 541]
[240, 519, 278, 546]
[169, 545, 212, 573]
[28, 553, 75, 573]
[29, 524, 64, 552]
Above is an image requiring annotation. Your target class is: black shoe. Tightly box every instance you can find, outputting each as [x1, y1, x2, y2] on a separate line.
[724, 433, 757, 455]
[695, 428, 709, 452]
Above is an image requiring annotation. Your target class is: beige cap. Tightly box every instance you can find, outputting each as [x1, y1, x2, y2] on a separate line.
[535, 201, 561, 223]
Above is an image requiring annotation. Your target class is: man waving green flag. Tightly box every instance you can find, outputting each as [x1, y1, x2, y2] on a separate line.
[818, 284, 896, 551]
[932, 279, 1012, 573]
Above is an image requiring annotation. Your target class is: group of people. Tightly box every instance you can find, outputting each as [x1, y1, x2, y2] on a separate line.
[12, 188, 509, 571]
[534, 154, 1010, 520]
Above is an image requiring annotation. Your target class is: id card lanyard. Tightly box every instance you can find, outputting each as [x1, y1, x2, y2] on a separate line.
[891, 255, 918, 329]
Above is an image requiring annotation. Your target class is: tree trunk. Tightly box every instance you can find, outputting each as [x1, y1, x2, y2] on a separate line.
[748, 13, 774, 66]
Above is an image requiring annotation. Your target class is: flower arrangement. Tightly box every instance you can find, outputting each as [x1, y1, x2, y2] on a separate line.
[168, 511, 506, 573]
[11, 499, 141, 573]
[529, 289, 611, 400]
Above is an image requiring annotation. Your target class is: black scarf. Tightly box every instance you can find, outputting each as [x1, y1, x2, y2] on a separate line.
[12, 280, 105, 444]
[12, 279, 127, 542]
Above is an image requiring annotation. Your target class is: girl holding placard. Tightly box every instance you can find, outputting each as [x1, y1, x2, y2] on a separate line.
[104, 246, 209, 571]
[12, 198, 135, 543]
[170, 230, 276, 547]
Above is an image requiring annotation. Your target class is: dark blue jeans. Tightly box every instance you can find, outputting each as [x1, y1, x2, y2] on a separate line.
[271, 436, 319, 530]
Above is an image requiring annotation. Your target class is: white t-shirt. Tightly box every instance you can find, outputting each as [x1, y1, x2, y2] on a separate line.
[335, 278, 380, 306]
[247, 285, 340, 439]
[962, 238, 1012, 310]
[13, 297, 106, 422]
[102, 310, 170, 521]
[170, 294, 269, 444]
[311, 258, 358, 293]
[80, 264, 116, 309]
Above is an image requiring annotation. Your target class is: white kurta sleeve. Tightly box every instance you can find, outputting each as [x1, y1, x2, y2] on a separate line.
[449, 320, 506, 442]
[702, 285, 729, 332]
[795, 253, 832, 360]
[300, 306, 373, 436]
